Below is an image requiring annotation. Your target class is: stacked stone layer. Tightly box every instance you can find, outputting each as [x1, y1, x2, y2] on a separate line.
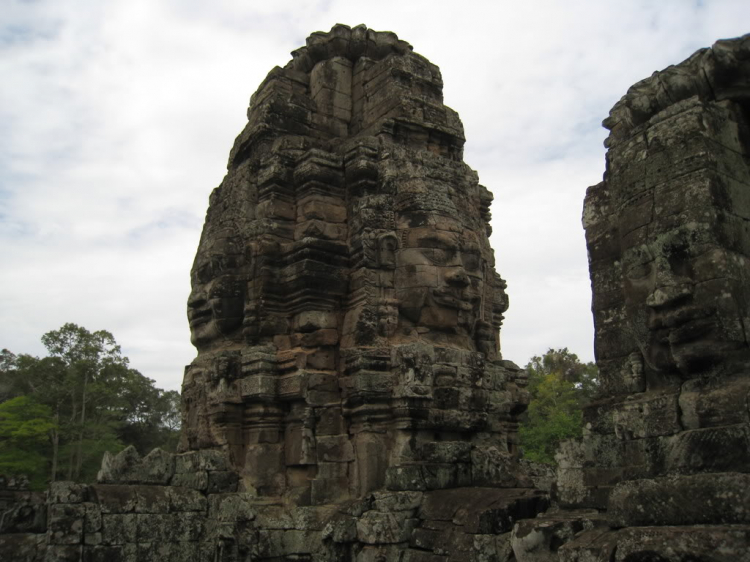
[181, 23, 530, 512]
[3, 24, 749, 562]
[519, 33, 750, 562]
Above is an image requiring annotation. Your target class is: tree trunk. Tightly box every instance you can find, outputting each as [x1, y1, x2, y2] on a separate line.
[74, 371, 89, 480]
[66, 400, 77, 480]
[50, 407, 59, 483]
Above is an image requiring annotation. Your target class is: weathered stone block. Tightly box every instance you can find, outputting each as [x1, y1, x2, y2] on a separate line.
[207, 471, 239, 494]
[316, 434, 355, 462]
[322, 514, 358, 543]
[608, 472, 750, 527]
[43, 544, 82, 562]
[0, 533, 46, 562]
[238, 375, 276, 400]
[48, 504, 85, 545]
[663, 423, 750, 474]
[0, 492, 47, 533]
[97, 447, 174, 485]
[254, 506, 294, 530]
[49, 482, 90, 504]
[385, 465, 426, 491]
[81, 544, 137, 562]
[372, 491, 423, 512]
[556, 529, 619, 562]
[175, 449, 230, 474]
[169, 471, 208, 491]
[614, 525, 750, 562]
[83, 532, 101, 546]
[167, 486, 207, 513]
[255, 529, 321, 558]
[136, 512, 204, 542]
[356, 510, 415, 544]
[511, 509, 605, 562]
[679, 376, 750, 429]
[612, 392, 681, 440]
[207, 493, 257, 522]
[101, 513, 136, 545]
[311, 477, 350, 505]
[82, 503, 102, 534]
[135, 541, 202, 562]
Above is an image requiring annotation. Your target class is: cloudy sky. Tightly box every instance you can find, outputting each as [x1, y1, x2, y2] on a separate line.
[2, 0, 748, 391]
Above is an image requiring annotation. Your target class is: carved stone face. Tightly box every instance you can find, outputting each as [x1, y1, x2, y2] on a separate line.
[187, 236, 245, 349]
[395, 224, 484, 336]
[622, 223, 750, 376]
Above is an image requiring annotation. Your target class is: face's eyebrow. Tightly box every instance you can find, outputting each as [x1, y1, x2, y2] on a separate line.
[415, 233, 458, 249]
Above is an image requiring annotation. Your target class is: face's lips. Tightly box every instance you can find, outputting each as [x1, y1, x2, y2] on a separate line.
[668, 317, 716, 345]
[432, 288, 478, 311]
[647, 304, 717, 349]
[188, 307, 212, 328]
[649, 304, 713, 330]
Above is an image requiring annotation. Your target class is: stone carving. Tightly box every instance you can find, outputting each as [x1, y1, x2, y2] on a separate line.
[521, 32, 750, 560]
[178, 24, 531, 513]
[5, 25, 748, 562]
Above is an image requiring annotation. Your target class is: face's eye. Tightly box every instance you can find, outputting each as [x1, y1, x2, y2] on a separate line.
[196, 263, 214, 284]
[627, 262, 653, 280]
[665, 242, 693, 277]
[623, 244, 655, 281]
[208, 276, 242, 299]
[430, 248, 453, 266]
[461, 252, 481, 272]
[194, 253, 242, 285]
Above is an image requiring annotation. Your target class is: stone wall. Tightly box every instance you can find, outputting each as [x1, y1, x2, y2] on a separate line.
[1, 446, 548, 561]
[515, 32, 750, 561]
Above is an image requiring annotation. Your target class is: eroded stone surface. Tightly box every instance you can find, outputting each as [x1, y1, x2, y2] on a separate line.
[520, 32, 750, 562]
[572, 31, 750, 505]
[180, 23, 529, 510]
[4, 25, 749, 562]
[0, 24, 541, 562]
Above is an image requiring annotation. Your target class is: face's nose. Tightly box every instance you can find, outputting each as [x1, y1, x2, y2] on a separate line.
[646, 256, 691, 308]
[646, 285, 691, 307]
[446, 266, 469, 287]
[187, 287, 207, 310]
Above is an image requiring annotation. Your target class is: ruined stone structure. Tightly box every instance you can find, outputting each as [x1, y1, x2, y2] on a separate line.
[2, 26, 749, 562]
[179, 23, 533, 510]
[0, 25, 546, 562]
[513, 33, 750, 560]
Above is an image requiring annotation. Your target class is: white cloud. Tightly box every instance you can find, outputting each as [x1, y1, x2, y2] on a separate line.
[1, 0, 748, 388]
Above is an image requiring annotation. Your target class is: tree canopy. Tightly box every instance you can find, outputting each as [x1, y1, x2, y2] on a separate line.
[519, 348, 598, 465]
[0, 323, 180, 489]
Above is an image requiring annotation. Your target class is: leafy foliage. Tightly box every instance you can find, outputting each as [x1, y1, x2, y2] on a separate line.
[0, 396, 56, 489]
[0, 324, 180, 488]
[519, 348, 598, 465]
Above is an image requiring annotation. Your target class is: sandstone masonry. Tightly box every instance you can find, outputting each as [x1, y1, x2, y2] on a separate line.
[2, 25, 749, 562]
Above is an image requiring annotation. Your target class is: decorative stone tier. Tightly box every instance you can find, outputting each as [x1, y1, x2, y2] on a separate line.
[181, 23, 531, 511]
[520, 32, 750, 562]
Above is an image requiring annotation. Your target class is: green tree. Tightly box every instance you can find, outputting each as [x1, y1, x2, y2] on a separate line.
[0, 396, 56, 489]
[1, 324, 182, 484]
[0, 349, 18, 402]
[525, 347, 599, 405]
[39, 323, 130, 481]
[520, 348, 598, 465]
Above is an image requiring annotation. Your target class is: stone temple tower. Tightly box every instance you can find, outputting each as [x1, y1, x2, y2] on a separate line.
[180, 23, 533, 508]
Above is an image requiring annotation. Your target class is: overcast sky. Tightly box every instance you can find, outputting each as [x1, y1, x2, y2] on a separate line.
[2, 0, 748, 391]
